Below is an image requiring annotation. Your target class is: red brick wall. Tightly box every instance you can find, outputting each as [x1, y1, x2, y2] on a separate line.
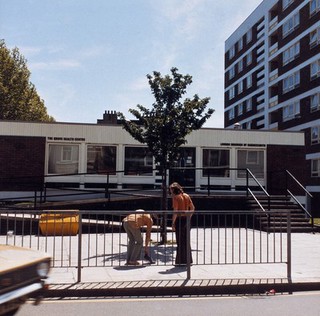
[0, 136, 46, 190]
[267, 145, 306, 195]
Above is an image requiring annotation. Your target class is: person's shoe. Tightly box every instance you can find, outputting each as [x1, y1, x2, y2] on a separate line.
[127, 261, 140, 266]
[144, 253, 155, 264]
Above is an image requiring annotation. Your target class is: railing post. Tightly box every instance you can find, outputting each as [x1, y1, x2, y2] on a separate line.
[285, 170, 288, 197]
[43, 183, 47, 203]
[186, 215, 191, 280]
[77, 212, 82, 283]
[207, 168, 210, 196]
[34, 191, 37, 209]
[105, 173, 110, 200]
[246, 169, 249, 197]
[287, 211, 292, 283]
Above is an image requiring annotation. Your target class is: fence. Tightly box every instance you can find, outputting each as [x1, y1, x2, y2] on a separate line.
[0, 209, 292, 282]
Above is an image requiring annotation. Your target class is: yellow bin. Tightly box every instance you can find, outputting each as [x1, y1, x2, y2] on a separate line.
[39, 211, 79, 236]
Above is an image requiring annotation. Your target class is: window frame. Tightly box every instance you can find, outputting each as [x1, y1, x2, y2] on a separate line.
[246, 51, 252, 66]
[229, 45, 235, 60]
[311, 59, 320, 79]
[282, 12, 300, 38]
[246, 98, 252, 111]
[229, 86, 235, 99]
[228, 107, 235, 120]
[311, 158, 320, 177]
[238, 80, 243, 94]
[282, 101, 300, 121]
[282, 42, 300, 65]
[310, 0, 320, 15]
[48, 144, 79, 175]
[246, 29, 252, 44]
[202, 148, 230, 178]
[283, 0, 294, 10]
[283, 71, 300, 93]
[229, 66, 235, 79]
[310, 28, 320, 47]
[311, 93, 320, 112]
[86, 145, 117, 174]
[238, 59, 243, 73]
[311, 126, 320, 145]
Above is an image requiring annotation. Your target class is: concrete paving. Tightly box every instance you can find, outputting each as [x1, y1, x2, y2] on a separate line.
[45, 231, 320, 297]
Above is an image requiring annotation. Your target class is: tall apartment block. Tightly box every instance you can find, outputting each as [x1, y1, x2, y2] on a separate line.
[224, 0, 320, 212]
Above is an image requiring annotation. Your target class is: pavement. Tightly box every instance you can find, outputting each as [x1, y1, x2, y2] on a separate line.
[44, 231, 320, 298]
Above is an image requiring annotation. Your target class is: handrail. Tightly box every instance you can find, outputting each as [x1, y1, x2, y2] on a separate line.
[246, 169, 270, 214]
[287, 190, 312, 218]
[286, 170, 313, 198]
[287, 189, 314, 233]
[246, 168, 270, 198]
[285, 170, 314, 233]
[247, 188, 267, 213]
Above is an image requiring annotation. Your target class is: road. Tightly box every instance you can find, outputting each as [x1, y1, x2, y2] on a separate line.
[18, 292, 320, 316]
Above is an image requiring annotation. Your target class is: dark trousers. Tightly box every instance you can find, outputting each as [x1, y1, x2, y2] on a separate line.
[175, 217, 192, 265]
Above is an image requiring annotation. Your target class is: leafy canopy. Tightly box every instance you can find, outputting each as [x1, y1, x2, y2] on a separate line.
[118, 67, 214, 169]
[0, 39, 54, 122]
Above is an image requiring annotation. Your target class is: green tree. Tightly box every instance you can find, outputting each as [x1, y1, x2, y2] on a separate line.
[118, 67, 214, 242]
[0, 40, 54, 122]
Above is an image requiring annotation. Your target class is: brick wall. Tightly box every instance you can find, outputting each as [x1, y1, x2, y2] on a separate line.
[0, 136, 46, 190]
[267, 145, 306, 195]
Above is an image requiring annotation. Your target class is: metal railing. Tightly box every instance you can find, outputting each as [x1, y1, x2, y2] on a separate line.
[0, 167, 269, 208]
[0, 209, 292, 282]
[285, 170, 314, 232]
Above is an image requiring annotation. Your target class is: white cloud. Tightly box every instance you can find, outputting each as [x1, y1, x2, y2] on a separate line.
[29, 59, 81, 70]
[77, 45, 112, 59]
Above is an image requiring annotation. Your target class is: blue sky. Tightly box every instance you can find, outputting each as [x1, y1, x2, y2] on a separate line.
[1, 0, 262, 127]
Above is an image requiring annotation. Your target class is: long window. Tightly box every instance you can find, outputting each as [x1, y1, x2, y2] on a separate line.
[48, 144, 79, 174]
[310, 28, 320, 47]
[246, 51, 252, 65]
[311, 59, 320, 79]
[238, 80, 243, 94]
[246, 98, 252, 111]
[229, 45, 235, 59]
[124, 147, 153, 176]
[238, 103, 244, 115]
[282, 42, 300, 65]
[228, 107, 235, 120]
[283, 0, 294, 10]
[237, 150, 264, 178]
[229, 86, 235, 99]
[311, 159, 320, 177]
[311, 126, 320, 144]
[238, 59, 243, 73]
[283, 101, 300, 121]
[310, 0, 320, 15]
[311, 93, 320, 112]
[283, 71, 300, 93]
[87, 145, 116, 174]
[282, 13, 300, 38]
[246, 29, 252, 44]
[238, 37, 243, 51]
[202, 149, 230, 177]
[247, 74, 252, 88]
[229, 66, 235, 79]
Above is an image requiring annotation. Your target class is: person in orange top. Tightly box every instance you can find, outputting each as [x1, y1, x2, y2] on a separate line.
[122, 209, 154, 266]
[170, 182, 195, 266]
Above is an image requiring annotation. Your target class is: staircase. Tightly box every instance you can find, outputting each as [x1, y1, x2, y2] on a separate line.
[247, 195, 314, 233]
